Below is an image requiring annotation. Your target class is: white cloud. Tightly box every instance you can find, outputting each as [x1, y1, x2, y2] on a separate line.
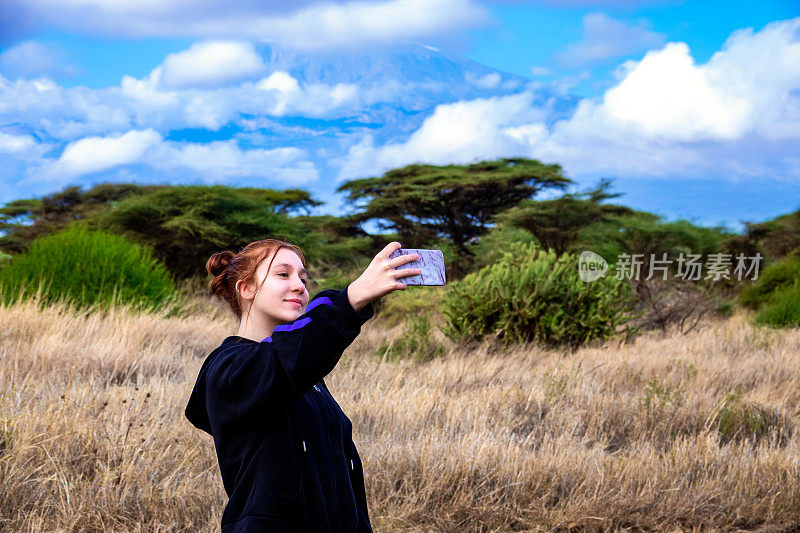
[337, 18, 800, 183]
[0, 75, 138, 140]
[550, 71, 592, 96]
[560, 18, 800, 144]
[27, 129, 319, 186]
[2, 0, 487, 50]
[252, 0, 487, 50]
[466, 72, 501, 89]
[159, 41, 264, 89]
[119, 51, 359, 126]
[51, 129, 162, 178]
[336, 92, 549, 179]
[120, 68, 180, 108]
[255, 71, 357, 116]
[0, 49, 362, 142]
[0, 132, 38, 153]
[149, 141, 319, 183]
[590, 42, 751, 141]
[530, 66, 553, 77]
[0, 40, 81, 79]
[257, 71, 299, 93]
[557, 12, 666, 68]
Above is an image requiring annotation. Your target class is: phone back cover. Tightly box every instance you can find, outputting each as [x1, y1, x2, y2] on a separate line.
[390, 248, 446, 285]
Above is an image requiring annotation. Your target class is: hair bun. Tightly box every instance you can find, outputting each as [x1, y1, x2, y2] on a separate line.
[206, 250, 235, 278]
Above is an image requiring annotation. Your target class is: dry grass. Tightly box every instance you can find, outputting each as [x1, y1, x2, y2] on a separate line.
[0, 295, 799, 532]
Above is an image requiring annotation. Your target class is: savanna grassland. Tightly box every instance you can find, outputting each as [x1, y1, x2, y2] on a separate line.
[0, 294, 798, 532]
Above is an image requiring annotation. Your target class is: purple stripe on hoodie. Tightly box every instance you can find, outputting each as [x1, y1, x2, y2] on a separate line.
[261, 296, 335, 343]
[306, 297, 333, 313]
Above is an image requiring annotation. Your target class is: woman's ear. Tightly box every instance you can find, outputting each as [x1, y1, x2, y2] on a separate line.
[236, 279, 255, 301]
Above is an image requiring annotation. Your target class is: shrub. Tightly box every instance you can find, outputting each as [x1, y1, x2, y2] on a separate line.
[441, 242, 639, 349]
[631, 278, 728, 336]
[375, 315, 445, 362]
[375, 285, 444, 327]
[638, 378, 684, 410]
[0, 225, 177, 312]
[575, 214, 730, 270]
[753, 282, 800, 328]
[738, 255, 800, 309]
[736, 256, 800, 329]
[469, 224, 537, 273]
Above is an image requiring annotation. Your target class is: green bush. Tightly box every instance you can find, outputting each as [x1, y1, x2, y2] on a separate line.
[739, 255, 800, 309]
[375, 285, 444, 327]
[375, 315, 445, 362]
[441, 242, 639, 349]
[736, 256, 800, 329]
[469, 224, 537, 273]
[0, 225, 177, 312]
[753, 282, 800, 328]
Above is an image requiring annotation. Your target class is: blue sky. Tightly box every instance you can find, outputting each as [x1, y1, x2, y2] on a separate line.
[0, 0, 799, 233]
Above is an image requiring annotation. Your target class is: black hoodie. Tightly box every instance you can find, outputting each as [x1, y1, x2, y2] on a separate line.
[185, 285, 375, 532]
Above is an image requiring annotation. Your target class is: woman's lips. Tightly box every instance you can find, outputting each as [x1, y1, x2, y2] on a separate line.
[285, 299, 303, 307]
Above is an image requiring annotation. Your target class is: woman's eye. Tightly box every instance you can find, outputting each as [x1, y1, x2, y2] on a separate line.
[278, 272, 307, 285]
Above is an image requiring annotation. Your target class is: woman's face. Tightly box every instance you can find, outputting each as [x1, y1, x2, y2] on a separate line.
[239, 247, 309, 327]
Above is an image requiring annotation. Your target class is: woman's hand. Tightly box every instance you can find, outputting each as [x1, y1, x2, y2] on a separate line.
[347, 242, 422, 312]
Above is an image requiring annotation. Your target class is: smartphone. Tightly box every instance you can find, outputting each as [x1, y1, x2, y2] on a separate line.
[389, 248, 446, 286]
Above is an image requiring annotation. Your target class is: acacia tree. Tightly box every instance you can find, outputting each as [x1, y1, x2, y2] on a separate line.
[0, 183, 321, 256]
[496, 179, 637, 256]
[0, 183, 155, 253]
[337, 158, 571, 278]
[82, 185, 323, 279]
[574, 213, 733, 334]
[726, 209, 800, 261]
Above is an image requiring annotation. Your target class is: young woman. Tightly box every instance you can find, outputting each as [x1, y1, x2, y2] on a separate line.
[185, 238, 421, 532]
